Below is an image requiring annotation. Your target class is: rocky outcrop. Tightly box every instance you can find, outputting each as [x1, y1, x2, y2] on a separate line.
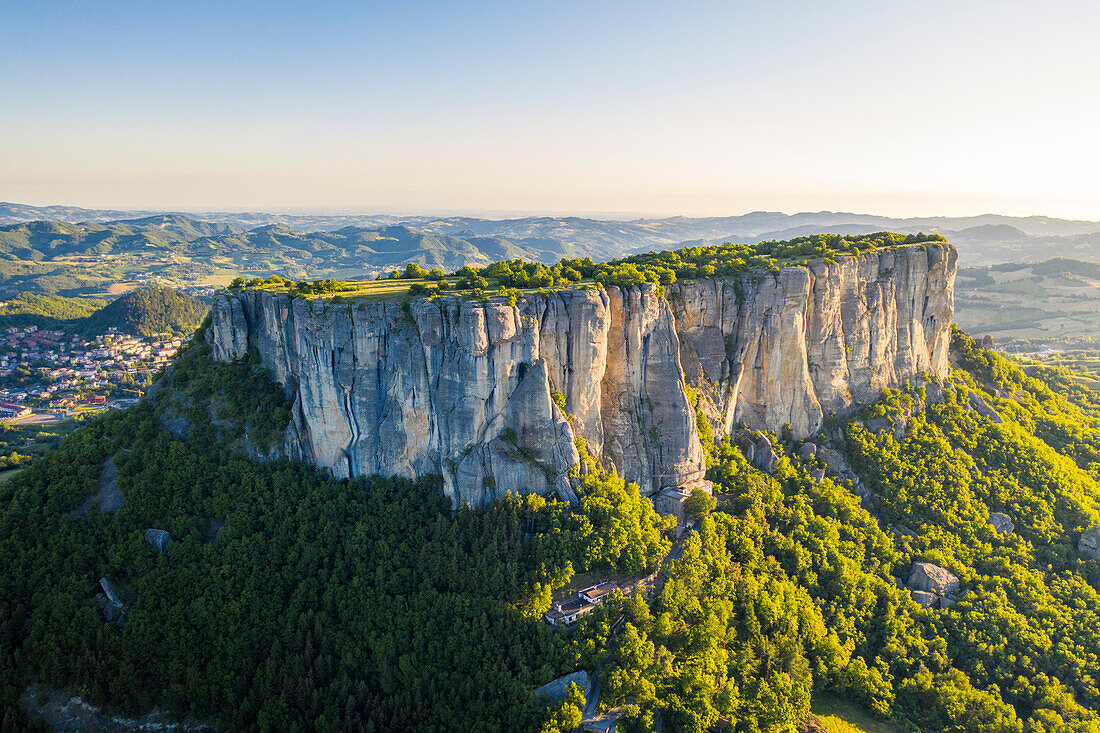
[144, 529, 172, 553]
[1080, 526, 1100, 559]
[749, 436, 779, 473]
[206, 244, 955, 507]
[908, 562, 960, 596]
[535, 670, 592, 702]
[669, 243, 955, 437]
[69, 456, 123, 517]
[96, 578, 127, 625]
[907, 562, 960, 610]
[989, 513, 1014, 535]
[968, 393, 1003, 424]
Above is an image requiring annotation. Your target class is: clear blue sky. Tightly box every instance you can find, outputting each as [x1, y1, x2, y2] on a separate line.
[2, 0, 1098, 218]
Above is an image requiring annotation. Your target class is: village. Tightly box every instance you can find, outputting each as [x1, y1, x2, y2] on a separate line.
[0, 324, 187, 421]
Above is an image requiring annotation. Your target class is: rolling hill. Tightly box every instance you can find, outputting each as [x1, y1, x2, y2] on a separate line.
[0, 293, 107, 332]
[2, 204, 1100, 300]
[80, 286, 209, 337]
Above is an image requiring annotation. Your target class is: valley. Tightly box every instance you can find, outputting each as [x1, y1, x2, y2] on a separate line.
[954, 258, 1100, 384]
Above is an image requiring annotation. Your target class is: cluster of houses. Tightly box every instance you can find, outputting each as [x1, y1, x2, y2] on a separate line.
[0, 402, 31, 419]
[0, 325, 188, 416]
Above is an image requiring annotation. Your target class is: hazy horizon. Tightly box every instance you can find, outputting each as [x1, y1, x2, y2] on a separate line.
[9, 199, 1100, 225]
[4, 1, 1099, 219]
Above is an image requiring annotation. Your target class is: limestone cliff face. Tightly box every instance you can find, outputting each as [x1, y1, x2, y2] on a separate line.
[207, 243, 955, 506]
[669, 243, 956, 438]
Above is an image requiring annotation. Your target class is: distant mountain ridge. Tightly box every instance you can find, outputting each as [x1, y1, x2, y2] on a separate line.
[7, 200, 1100, 241]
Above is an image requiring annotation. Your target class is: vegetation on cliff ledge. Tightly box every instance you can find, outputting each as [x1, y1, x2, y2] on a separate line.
[234, 232, 948, 302]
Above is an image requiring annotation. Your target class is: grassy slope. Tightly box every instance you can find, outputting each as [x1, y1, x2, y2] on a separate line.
[811, 694, 905, 733]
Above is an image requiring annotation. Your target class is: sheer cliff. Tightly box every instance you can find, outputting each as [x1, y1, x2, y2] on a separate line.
[207, 242, 956, 506]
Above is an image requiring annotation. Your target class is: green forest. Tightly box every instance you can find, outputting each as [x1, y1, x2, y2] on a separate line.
[3, 319, 1100, 730]
[80, 286, 209, 337]
[423, 232, 945, 292]
[0, 293, 106, 332]
[0, 287, 207, 337]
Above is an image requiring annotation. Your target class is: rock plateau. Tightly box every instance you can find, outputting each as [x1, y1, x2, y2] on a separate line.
[206, 244, 956, 506]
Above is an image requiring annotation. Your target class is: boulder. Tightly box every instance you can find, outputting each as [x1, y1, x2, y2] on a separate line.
[969, 393, 1003, 424]
[799, 442, 817, 460]
[939, 595, 957, 609]
[891, 524, 919, 540]
[865, 417, 892, 434]
[911, 590, 937, 608]
[144, 528, 172, 553]
[810, 468, 825, 484]
[924, 380, 945, 405]
[535, 670, 592, 703]
[907, 562, 960, 596]
[1079, 526, 1100, 559]
[752, 436, 778, 474]
[99, 577, 123, 608]
[97, 577, 127, 625]
[988, 513, 1014, 535]
[817, 447, 851, 477]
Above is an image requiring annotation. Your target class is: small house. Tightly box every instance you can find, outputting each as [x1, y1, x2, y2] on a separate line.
[543, 581, 616, 627]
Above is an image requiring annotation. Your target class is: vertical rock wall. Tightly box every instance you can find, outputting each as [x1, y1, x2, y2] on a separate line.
[206, 243, 955, 506]
[670, 243, 956, 437]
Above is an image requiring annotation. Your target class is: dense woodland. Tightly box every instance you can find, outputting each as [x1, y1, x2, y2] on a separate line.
[461, 231, 946, 292]
[0, 287, 206, 337]
[3, 312, 1100, 730]
[0, 293, 106, 332]
[80, 286, 209, 338]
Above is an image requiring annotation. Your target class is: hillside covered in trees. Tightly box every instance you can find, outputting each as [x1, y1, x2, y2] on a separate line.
[0, 315, 1099, 730]
[0, 287, 207, 338]
[0, 293, 107, 332]
[79, 286, 209, 338]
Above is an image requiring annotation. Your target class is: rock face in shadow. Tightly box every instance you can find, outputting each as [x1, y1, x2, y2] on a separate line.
[69, 456, 123, 517]
[206, 244, 956, 507]
[1080, 526, 1100, 559]
[144, 529, 171, 553]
